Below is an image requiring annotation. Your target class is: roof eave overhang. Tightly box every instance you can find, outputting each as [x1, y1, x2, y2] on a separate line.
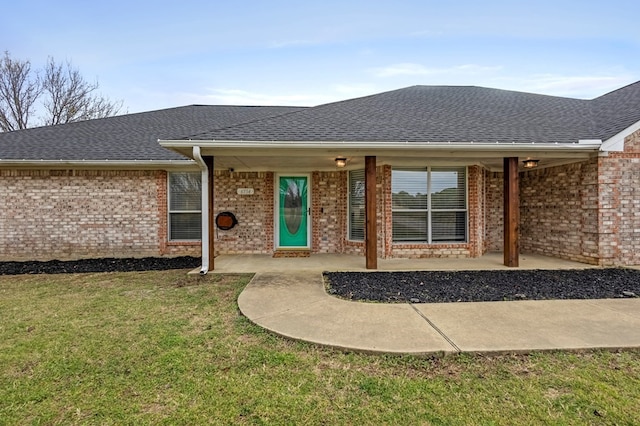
[0, 159, 197, 170]
[159, 139, 603, 159]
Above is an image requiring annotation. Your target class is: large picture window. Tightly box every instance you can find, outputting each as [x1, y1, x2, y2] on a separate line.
[168, 172, 201, 240]
[392, 167, 467, 243]
[348, 169, 365, 240]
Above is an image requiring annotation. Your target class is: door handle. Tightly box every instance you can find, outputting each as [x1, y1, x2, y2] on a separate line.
[308, 208, 311, 216]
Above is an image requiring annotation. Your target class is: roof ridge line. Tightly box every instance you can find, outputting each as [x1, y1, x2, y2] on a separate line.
[182, 107, 308, 140]
[591, 79, 640, 100]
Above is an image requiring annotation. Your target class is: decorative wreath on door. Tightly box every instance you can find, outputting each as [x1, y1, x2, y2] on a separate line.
[215, 211, 238, 230]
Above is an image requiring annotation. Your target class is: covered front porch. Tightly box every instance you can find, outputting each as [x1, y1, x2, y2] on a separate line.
[160, 142, 602, 273]
[205, 252, 597, 274]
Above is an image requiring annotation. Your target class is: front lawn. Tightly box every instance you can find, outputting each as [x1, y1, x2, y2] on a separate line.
[1, 270, 639, 424]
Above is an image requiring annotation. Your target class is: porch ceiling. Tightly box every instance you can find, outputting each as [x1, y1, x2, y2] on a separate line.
[160, 139, 602, 172]
[211, 154, 596, 172]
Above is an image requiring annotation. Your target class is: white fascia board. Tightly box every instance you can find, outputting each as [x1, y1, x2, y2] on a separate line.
[578, 139, 602, 145]
[0, 159, 197, 169]
[160, 139, 603, 153]
[600, 120, 640, 152]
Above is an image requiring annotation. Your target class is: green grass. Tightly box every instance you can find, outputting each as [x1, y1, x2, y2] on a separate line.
[1, 270, 639, 425]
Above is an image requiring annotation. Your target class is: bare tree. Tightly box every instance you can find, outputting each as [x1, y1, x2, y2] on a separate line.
[0, 52, 42, 131]
[41, 57, 123, 125]
[0, 52, 123, 132]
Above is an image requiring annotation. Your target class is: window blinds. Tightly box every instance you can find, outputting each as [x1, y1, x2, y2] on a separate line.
[169, 172, 202, 240]
[391, 167, 467, 243]
[348, 169, 365, 240]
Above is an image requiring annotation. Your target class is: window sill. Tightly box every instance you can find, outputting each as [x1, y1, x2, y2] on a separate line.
[392, 242, 468, 247]
[168, 240, 201, 246]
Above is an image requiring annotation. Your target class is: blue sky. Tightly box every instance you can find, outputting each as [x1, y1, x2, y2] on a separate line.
[3, 0, 639, 113]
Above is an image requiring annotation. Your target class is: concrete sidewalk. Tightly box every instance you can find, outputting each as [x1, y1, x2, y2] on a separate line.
[237, 272, 640, 355]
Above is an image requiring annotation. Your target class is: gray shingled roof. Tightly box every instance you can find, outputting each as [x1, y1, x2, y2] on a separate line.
[592, 81, 640, 140]
[189, 82, 640, 144]
[2, 82, 640, 162]
[0, 105, 304, 161]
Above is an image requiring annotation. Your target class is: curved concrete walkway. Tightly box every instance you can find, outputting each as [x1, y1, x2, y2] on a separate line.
[238, 271, 640, 355]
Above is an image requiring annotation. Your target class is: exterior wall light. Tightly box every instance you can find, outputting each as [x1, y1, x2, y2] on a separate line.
[522, 159, 540, 169]
[335, 157, 347, 167]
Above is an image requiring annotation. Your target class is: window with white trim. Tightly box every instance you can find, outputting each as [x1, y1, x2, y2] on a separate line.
[348, 169, 365, 240]
[392, 167, 467, 243]
[168, 172, 201, 240]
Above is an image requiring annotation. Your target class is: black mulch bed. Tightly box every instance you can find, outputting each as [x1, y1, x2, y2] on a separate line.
[323, 269, 640, 303]
[0, 256, 200, 275]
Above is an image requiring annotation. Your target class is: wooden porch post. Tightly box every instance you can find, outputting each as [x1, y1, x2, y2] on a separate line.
[204, 156, 215, 270]
[365, 156, 378, 269]
[503, 157, 519, 267]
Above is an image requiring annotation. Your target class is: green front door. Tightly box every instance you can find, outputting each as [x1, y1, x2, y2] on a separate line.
[278, 176, 309, 247]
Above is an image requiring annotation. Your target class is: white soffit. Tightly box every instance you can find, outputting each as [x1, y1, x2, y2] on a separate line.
[159, 139, 603, 159]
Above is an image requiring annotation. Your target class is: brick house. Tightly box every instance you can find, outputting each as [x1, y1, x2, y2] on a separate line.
[2, 82, 640, 271]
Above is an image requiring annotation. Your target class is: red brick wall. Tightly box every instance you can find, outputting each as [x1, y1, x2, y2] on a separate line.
[513, 129, 640, 266]
[0, 169, 202, 261]
[519, 160, 599, 264]
[212, 170, 274, 254]
[468, 165, 485, 257]
[312, 171, 346, 253]
[0, 165, 486, 262]
[484, 160, 601, 264]
[597, 129, 640, 265]
[484, 170, 503, 252]
[212, 170, 357, 256]
[10, 148, 637, 265]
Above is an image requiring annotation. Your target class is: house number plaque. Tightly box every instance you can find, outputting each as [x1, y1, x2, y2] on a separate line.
[237, 188, 254, 195]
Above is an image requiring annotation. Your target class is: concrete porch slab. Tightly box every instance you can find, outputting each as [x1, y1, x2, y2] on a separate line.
[215, 252, 597, 274]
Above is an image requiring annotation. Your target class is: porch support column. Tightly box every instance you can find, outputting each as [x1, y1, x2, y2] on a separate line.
[204, 156, 215, 271]
[503, 157, 519, 267]
[365, 156, 378, 269]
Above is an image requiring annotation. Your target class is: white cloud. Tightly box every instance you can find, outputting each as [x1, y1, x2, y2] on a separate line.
[496, 74, 638, 98]
[371, 63, 502, 78]
[331, 83, 378, 97]
[126, 71, 638, 113]
[177, 83, 391, 108]
[370, 63, 638, 99]
[180, 88, 338, 107]
[372, 63, 432, 77]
